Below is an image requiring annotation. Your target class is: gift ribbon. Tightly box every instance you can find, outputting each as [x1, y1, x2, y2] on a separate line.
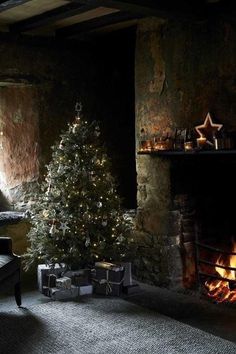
[47, 273, 57, 288]
[92, 269, 124, 295]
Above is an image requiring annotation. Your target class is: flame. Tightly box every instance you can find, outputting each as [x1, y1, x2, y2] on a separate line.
[205, 240, 236, 303]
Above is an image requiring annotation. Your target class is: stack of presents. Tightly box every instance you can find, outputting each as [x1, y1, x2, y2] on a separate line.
[38, 261, 139, 300]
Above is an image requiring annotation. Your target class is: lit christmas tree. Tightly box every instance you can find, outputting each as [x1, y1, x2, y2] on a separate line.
[24, 105, 133, 270]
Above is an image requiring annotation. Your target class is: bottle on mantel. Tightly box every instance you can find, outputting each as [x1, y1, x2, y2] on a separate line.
[184, 128, 195, 151]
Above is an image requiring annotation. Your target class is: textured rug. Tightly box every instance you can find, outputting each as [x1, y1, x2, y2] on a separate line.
[0, 296, 236, 354]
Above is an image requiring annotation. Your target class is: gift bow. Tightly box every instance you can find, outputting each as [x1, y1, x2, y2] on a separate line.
[99, 273, 113, 295]
[93, 269, 124, 295]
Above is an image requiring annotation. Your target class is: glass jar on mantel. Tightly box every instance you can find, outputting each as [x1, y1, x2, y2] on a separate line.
[153, 135, 173, 151]
[139, 135, 174, 152]
[138, 128, 236, 153]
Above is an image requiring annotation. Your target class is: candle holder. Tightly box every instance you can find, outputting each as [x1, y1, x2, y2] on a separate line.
[153, 137, 171, 151]
[184, 141, 194, 151]
[197, 136, 207, 149]
[140, 140, 153, 152]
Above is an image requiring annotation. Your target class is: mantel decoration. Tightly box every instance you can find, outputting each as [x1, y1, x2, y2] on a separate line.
[195, 112, 223, 148]
[138, 112, 235, 153]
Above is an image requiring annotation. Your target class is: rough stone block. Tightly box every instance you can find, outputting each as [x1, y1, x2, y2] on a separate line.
[167, 211, 182, 236]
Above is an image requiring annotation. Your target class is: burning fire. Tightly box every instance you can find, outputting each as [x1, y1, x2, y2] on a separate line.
[205, 240, 236, 303]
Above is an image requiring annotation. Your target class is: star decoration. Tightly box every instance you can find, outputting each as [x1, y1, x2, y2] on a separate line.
[59, 222, 70, 236]
[195, 113, 223, 144]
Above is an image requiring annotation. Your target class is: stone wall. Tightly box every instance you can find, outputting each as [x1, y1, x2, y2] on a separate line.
[135, 17, 236, 287]
[0, 87, 39, 205]
[0, 36, 98, 208]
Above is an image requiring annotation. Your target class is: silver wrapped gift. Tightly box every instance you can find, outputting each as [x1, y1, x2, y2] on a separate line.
[63, 269, 91, 286]
[37, 264, 66, 293]
[78, 284, 93, 296]
[56, 276, 72, 290]
[50, 285, 78, 300]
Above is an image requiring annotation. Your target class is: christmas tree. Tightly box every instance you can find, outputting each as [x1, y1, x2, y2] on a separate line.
[24, 105, 133, 270]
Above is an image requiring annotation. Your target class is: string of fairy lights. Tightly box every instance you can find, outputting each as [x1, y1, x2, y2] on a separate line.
[24, 103, 132, 270]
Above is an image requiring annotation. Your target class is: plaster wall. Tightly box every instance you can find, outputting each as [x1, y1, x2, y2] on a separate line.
[0, 37, 93, 208]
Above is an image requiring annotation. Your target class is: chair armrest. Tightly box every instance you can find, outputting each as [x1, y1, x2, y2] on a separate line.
[0, 237, 13, 255]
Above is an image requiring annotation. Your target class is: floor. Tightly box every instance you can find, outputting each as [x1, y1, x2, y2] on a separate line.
[1, 281, 236, 345]
[125, 283, 236, 344]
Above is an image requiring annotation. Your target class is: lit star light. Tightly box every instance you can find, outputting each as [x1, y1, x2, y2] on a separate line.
[195, 112, 223, 145]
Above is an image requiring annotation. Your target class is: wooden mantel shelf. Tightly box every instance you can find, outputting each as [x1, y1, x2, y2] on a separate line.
[137, 149, 236, 156]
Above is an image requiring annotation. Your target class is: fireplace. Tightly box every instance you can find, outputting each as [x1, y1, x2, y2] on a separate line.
[135, 123, 236, 303]
[196, 237, 236, 303]
[134, 16, 236, 303]
[134, 149, 236, 303]
[163, 153, 236, 303]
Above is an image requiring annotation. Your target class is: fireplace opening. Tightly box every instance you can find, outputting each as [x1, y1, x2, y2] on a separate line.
[171, 156, 236, 302]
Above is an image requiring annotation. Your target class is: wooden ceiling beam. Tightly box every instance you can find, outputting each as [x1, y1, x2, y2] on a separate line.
[71, 0, 171, 18]
[70, 0, 205, 19]
[0, 0, 33, 14]
[10, 3, 97, 33]
[56, 10, 142, 38]
[0, 74, 39, 87]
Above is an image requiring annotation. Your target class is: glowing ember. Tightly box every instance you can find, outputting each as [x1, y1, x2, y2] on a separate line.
[205, 240, 236, 303]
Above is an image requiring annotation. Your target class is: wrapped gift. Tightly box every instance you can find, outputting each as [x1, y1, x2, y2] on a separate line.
[120, 262, 133, 286]
[56, 276, 72, 290]
[95, 261, 123, 271]
[122, 283, 140, 295]
[50, 285, 78, 301]
[119, 262, 140, 294]
[78, 284, 93, 296]
[37, 264, 66, 294]
[93, 261, 124, 296]
[47, 274, 57, 288]
[63, 269, 91, 286]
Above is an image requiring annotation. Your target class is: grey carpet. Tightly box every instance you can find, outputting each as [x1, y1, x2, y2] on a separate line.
[0, 297, 235, 354]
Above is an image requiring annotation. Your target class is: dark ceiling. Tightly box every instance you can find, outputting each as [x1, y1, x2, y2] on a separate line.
[0, 0, 235, 40]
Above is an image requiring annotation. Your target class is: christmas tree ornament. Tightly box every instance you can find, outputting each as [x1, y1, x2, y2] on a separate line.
[59, 140, 65, 150]
[57, 164, 64, 174]
[97, 202, 103, 208]
[45, 183, 51, 196]
[49, 223, 59, 235]
[24, 210, 31, 218]
[59, 222, 70, 236]
[75, 101, 82, 116]
[117, 234, 125, 243]
[42, 209, 50, 218]
[85, 236, 90, 247]
[72, 123, 79, 134]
